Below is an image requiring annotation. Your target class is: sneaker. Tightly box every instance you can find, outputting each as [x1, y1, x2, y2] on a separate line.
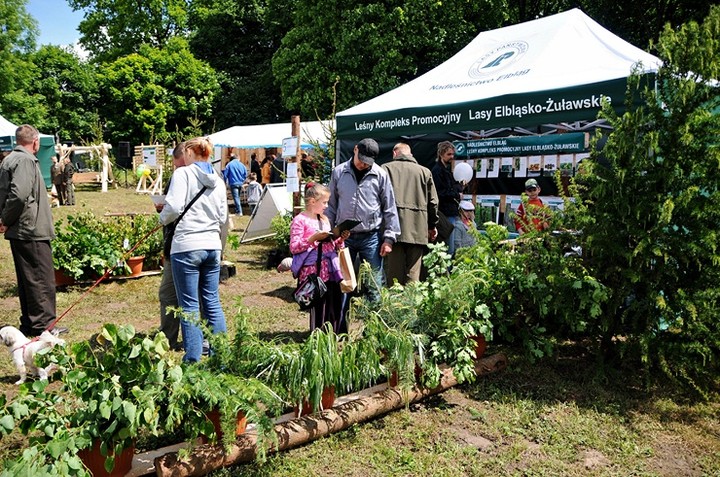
[202, 339, 210, 356]
[50, 326, 69, 336]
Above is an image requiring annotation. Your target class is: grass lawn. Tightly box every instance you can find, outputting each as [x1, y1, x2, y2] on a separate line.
[1, 186, 718, 476]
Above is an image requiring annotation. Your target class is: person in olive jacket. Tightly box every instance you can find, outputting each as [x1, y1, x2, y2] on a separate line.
[383, 142, 439, 285]
[0, 125, 64, 336]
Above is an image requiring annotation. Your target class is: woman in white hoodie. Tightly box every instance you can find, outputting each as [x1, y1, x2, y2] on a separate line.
[159, 137, 228, 362]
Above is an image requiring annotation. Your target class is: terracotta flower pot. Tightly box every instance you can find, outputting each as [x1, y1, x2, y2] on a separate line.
[205, 408, 248, 441]
[471, 334, 487, 360]
[54, 269, 76, 287]
[388, 363, 423, 388]
[126, 256, 145, 277]
[77, 439, 134, 477]
[295, 386, 336, 417]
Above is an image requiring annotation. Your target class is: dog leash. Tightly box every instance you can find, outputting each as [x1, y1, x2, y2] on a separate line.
[43, 223, 164, 334]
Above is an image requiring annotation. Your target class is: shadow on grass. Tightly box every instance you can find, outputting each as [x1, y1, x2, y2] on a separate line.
[463, 341, 714, 427]
[258, 330, 310, 344]
[262, 285, 295, 302]
[233, 256, 271, 271]
[0, 375, 20, 385]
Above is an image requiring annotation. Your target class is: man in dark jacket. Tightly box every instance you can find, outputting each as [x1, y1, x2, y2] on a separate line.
[270, 154, 285, 183]
[0, 125, 65, 336]
[61, 157, 75, 205]
[383, 143, 439, 285]
[431, 141, 463, 255]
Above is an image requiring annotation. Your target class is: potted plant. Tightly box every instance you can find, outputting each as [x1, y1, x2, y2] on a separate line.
[52, 212, 125, 281]
[121, 214, 163, 271]
[417, 243, 493, 384]
[166, 364, 282, 456]
[281, 327, 343, 416]
[225, 318, 346, 417]
[351, 243, 494, 389]
[111, 214, 163, 275]
[267, 212, 291, 268]
[0, 324, 184, 475]
[348, 273, 427, 390]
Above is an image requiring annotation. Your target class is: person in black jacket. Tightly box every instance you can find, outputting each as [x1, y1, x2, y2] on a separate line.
[250, 152, 261, 178]
[61, 157, 75, 206]
[270, 154, 285, 183]
[431, 141, 462, 255]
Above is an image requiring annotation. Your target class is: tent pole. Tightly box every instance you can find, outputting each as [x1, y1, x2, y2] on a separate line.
[498, 194, 507, 225]
[291, 116, 302, 217]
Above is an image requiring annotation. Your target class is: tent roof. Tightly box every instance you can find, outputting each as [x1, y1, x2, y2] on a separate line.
[0, 113, 54, 139]
[0, 114, 18, 136]
[209, 120, 334, 149]
[336, 9, 661, 139]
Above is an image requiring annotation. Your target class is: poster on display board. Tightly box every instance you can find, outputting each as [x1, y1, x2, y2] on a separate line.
[487, 158, 499, 178]
[527, 155, 542, 176]
[281, 137, 298, 158]
[515, 157, 528, 177]
[143, 147, 158, 167]
[559, 154, 574, 176]
[469, 194, 568, 233]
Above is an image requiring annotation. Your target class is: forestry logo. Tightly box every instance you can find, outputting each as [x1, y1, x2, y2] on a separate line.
[469, 41, 529, 78]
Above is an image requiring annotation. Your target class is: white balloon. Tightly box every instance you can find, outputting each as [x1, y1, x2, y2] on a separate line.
[453, 162, 473, 182]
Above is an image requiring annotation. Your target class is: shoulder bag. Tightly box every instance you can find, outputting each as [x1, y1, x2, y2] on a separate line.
[163, 186, 208, 257]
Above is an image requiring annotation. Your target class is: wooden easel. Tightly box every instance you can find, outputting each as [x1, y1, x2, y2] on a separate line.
[133, 144, 165, 194]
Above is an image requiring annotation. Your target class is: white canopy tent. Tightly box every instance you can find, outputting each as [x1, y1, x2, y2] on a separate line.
[209, 120, 334, 149]
[336, 9, 661, 142]
[0, 114, 56, 188]
[0, 114, 18, 135]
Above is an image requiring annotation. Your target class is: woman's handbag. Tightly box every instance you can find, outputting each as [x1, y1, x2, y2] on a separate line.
[293, 239, 327, 310]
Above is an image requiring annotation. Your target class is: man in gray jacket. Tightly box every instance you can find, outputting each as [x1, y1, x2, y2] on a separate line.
[327, 138, 400, 307]
[383, 143, 439, 285]
[0, 125, 64, 336]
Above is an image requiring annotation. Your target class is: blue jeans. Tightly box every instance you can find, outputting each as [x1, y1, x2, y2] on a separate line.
[171, 249, 226, 362]
[342, 231, 383, 315]
[230, 184, 243, 215]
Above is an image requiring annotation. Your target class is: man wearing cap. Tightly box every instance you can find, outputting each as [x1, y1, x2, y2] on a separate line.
[327, 138, 400, 304]
[223, 153, 247, 216]
[454, 200, 478, 252]
[514, 178, 550, 234]
[383, 142, 439, 285]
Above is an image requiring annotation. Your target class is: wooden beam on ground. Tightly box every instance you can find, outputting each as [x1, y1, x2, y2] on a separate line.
[154, 353, 507, 477]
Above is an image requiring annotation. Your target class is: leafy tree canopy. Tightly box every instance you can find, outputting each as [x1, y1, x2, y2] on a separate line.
[68, 0, 190, 63]
[98, 37, 220, 144]
[187, 0, 290, 129]
[271, 0, 509, 119]
[0, 0, 44, 121]
[29, 45, 100, 142]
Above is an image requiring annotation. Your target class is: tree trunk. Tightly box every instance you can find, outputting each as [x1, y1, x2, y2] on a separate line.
[154, 353, 507, 477]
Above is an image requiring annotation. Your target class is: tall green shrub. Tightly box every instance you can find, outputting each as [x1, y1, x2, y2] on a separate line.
[582, 7, 720, 395]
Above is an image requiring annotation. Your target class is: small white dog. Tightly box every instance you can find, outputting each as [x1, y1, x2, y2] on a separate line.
[0, 326, 65, 385]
